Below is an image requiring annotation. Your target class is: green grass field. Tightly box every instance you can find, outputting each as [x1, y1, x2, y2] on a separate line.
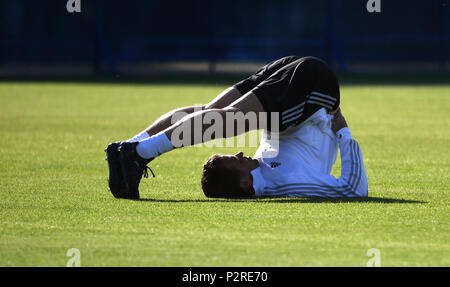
[0, 78, 449, 266]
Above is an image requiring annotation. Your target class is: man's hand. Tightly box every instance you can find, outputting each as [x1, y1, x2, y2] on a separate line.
[330, 107, 348, 134]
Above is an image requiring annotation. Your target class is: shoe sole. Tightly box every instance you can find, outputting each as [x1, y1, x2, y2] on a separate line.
[105, 142, 128, 198]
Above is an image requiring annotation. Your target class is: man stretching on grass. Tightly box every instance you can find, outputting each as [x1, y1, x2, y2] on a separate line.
[105, 56, 368, 199]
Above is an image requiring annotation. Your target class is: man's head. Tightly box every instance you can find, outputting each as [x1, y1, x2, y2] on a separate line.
[201, 152, 260, 198]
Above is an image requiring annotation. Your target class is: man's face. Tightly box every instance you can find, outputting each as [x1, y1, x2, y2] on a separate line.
[216, 152, 260, 175]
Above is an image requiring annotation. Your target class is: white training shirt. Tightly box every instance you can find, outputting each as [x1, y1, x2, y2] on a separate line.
[251, 108, 368, 198]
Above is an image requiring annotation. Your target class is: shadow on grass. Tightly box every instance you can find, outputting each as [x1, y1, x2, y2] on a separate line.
[137, 196, 426, 204]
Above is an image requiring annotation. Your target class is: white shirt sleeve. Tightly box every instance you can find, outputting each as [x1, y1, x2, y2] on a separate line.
[261, 127, 368, 198]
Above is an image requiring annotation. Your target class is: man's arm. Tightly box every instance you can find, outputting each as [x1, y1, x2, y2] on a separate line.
[262, 109, 368, 198]
[122, 90, 265, 161]
[329, 108, 367, 197]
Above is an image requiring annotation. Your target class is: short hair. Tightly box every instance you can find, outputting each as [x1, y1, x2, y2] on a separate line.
[201, 154, 252, 198]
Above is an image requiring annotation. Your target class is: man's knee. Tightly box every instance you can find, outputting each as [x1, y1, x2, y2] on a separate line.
[227, 92, 264, 114]
[205, 87, 243, 110]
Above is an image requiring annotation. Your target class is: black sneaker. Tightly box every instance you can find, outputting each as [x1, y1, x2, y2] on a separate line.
[105, 141, 128, 198]
[118, 141, 155, 199]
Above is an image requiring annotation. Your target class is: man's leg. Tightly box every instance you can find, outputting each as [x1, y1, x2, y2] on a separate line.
[106, 86, 243, 199]
[123, 91, 264, 163]
[112, 55, 299, 159]
[127, 56, 302, 153]
[136, 56, 339, 157]
[118, 91, 264, 198]
[131, 87, 244, 140]
[163, 91, 265, 147]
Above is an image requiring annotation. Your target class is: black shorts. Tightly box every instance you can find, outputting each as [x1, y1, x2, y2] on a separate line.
[233, 56, 340, 132]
